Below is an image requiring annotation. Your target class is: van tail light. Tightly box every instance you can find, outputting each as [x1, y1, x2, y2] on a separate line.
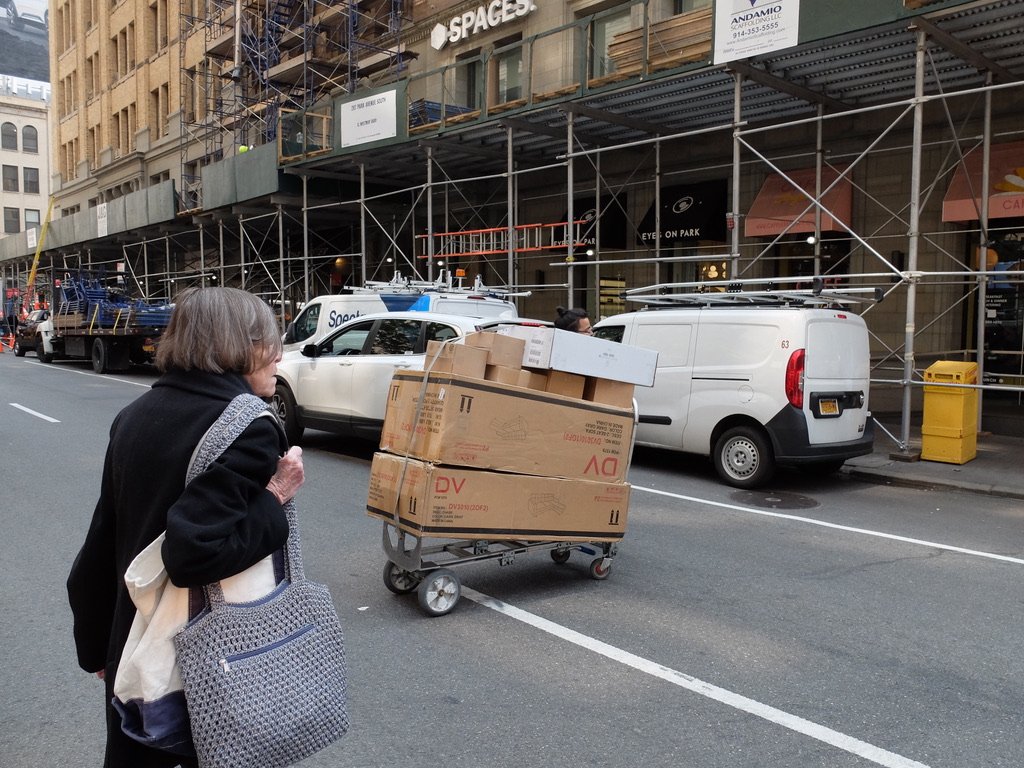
[785, 349, 805, 409]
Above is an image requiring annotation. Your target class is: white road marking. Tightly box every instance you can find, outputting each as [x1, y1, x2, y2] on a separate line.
[9, 403, 60, 423]
[634, 484, 1024, 566]
[24, 360, 151, 387]
[463, 586, 932, 768]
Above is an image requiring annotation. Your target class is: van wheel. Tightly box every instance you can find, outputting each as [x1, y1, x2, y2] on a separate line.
[713, 426, 774, 488]
[272, 383, 304, 445]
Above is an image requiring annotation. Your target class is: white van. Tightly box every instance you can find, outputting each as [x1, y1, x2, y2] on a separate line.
[282, 291, 519, 352]
[593, 304, 874, 488]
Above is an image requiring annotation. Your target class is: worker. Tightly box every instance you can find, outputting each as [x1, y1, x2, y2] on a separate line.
[554, 306, 593, 334]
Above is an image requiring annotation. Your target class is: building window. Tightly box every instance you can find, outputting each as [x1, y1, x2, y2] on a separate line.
[493, 37, 522, 103]
[590, 8, 631, 79]
[3, 207, 19, 234]
[454, 51, 480, 110]
[23, 167, 39, 193]
[2, 165, 18, 192]
[1, 123, 16, 150]
[674, 0, 710, 12]
[25, 209, 41, 229]
[22, 126, 38, 153]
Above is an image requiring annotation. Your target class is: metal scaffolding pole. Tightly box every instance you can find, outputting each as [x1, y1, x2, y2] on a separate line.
[360, 163, 367, 282]
[976, 76, 993, 429]
[278, 203, 286, 331]
[566, 110, 575, 305]
[731, 71, 742, 275]
[899, 29, 928, 454]
[302, 174, 310, 301]
[507, 125, 514, 290]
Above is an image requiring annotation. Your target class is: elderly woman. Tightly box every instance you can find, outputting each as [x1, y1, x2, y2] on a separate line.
[67, 286, 304, 768]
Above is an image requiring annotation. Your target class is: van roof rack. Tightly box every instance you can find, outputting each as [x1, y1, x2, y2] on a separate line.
[354, 270, 531, 299]
[625, 276, 883, 308]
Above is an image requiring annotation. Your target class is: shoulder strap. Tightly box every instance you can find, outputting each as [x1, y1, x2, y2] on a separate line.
[187, 395, 307, 604]
[186, 394, 276, 484]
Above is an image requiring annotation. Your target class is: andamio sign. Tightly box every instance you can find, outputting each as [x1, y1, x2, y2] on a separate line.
[430, 0, 537, 50]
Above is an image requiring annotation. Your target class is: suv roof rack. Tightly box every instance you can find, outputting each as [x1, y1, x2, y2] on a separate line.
[625, 276, 883, 308]
[354, 270, 531, 299]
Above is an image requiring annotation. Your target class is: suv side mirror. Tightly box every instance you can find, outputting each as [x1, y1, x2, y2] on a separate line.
[300, 343, 320, 358]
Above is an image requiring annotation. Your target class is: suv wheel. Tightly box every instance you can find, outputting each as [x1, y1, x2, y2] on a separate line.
[272, 383, 304, 445]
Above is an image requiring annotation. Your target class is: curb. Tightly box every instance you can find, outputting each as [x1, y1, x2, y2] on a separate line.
[843, 466, 1024, 501]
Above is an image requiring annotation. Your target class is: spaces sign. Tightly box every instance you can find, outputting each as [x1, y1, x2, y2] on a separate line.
[339, 90, 398, 149]
[430, 0, 538, 50]
[713, 0, 800, 65]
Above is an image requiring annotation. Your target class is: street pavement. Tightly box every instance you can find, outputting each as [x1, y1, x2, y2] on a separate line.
[844, 420, 1024, 500]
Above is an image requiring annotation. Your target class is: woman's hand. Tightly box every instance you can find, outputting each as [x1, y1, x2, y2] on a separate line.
[267, 446, 304, 504]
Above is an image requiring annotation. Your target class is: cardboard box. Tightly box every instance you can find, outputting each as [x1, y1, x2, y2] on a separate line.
[516, 369, 548, 391]
[485, 364, 521, 386]
[584, 377, 636, 409]
[498, 326, 658, 386]
[380, 371, 635, 482]
[366, 452, 630, 542]
[464, 332, 525, 368]
[424, 340, 488, 379]
[545, 370, 586, 400]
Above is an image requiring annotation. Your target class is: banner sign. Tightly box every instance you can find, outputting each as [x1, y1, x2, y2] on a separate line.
[713, 0, 800, 65]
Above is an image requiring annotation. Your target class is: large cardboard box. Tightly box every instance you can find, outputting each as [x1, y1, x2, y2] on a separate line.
[380, 371, 634, 482]
[366, 452, 630, 542]
[498, 326, 658, 386]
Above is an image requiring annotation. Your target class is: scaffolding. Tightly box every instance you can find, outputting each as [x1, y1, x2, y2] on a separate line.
[179, 0, 411, 211]
[5, 0, 1024, 447]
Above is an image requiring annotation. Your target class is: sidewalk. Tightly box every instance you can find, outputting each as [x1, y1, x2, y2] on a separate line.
[843, 423, 1024, 500]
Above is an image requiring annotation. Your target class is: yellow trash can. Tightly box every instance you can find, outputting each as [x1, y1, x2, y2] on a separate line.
[921, 361, 978, 464]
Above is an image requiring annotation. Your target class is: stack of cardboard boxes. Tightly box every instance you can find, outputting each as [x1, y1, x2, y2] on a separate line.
[365, 326, 658, 543]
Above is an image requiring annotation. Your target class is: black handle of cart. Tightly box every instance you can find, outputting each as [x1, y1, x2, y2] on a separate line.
[381, 522, 619, 616]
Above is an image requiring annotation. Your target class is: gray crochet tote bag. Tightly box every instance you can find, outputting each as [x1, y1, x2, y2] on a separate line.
[174, 393, 349, 768]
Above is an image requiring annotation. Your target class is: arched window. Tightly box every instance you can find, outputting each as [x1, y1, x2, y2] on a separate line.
[22, 126, 38, 153]
[1, 123, 16, 151]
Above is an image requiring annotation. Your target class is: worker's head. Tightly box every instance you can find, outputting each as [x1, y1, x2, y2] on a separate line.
[554, 306, 592, 335]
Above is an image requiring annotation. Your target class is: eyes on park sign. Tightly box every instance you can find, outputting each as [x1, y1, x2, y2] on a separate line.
[430, 0, 538, 51]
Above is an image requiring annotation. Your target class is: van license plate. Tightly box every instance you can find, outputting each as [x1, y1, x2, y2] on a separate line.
[819, 399, 839, 416]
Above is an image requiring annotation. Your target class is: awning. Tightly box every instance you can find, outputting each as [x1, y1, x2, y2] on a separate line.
[636, 179, 728, 245]
[744, 166, 852, 237]
[942, 141, 1024, 222]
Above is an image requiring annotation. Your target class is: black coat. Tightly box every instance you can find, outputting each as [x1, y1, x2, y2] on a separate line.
[67, 369, 290, 768]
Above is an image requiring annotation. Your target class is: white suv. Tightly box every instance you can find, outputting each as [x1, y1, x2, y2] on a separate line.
[273, 311, 513, 444]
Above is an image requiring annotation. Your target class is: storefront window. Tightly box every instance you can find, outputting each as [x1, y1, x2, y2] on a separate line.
[982, 227, 1024, 383]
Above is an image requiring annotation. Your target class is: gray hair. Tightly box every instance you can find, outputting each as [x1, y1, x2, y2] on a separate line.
[155, 287, 282, 374]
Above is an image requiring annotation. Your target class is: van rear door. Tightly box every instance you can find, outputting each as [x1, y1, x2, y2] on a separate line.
[803, 312, 870, 445]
